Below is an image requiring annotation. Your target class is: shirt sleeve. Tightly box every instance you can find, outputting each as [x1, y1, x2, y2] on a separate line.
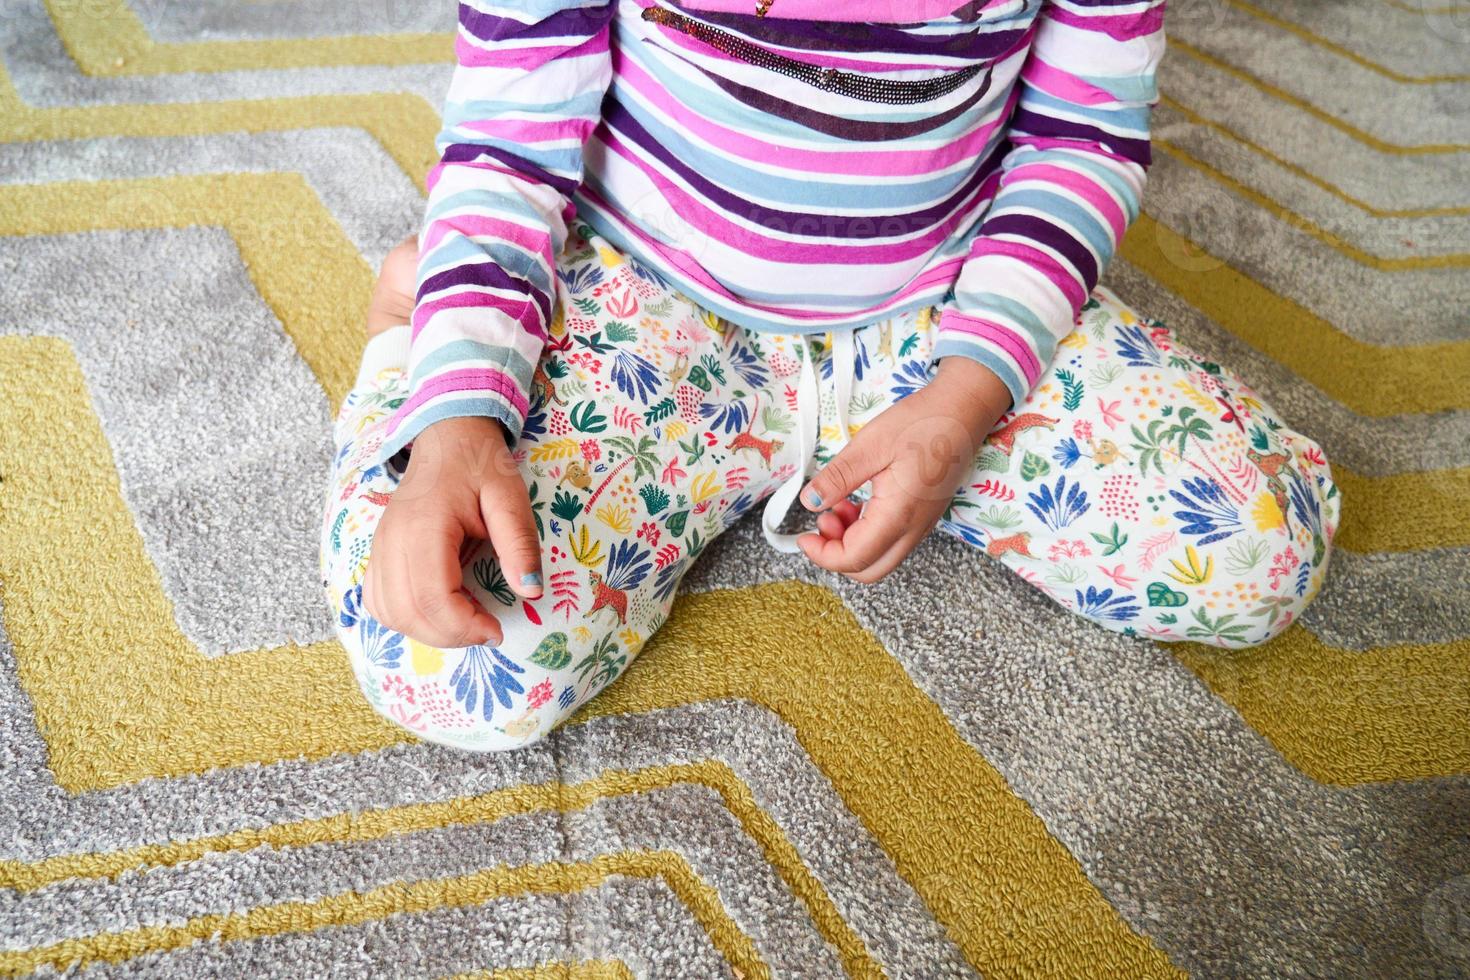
[933, 0, 1166, 408]
[373, 0, 615, 463]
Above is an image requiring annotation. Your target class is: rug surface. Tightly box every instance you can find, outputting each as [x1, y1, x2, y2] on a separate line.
[2, 1, 1469, 976]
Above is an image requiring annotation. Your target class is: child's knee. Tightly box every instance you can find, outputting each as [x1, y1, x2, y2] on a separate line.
[332, 593, 583, 752]
[1215, 482, 1338, 648]
[1166, 470, 1337, 650]
[331, 543, 657, 751]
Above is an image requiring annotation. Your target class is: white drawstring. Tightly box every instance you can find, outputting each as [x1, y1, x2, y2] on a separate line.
[761, 329, 856, 553]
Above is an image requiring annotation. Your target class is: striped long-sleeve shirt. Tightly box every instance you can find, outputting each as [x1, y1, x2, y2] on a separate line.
[376, 0, 1165, 460]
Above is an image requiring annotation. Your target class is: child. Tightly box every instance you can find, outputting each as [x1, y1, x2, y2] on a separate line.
[322, 0, 1339, 751]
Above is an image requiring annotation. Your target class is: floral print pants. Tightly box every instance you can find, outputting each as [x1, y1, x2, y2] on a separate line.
[322, 227, 1340, 752]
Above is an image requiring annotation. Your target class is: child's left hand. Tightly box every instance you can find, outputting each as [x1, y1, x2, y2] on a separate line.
[797, 357, 1012, 583]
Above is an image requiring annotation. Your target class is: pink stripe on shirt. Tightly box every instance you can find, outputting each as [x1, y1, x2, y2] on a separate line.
[1043, 4, 1165, 41]
[460, 116, 600, 145]
[424, 213, 551, 258]
[455, 30, 609, 71]
[937, 310, 1043, 386]
[967, 237, 1088, 310]
[387, 367, 531, 436]
[1004, 161, 1128, 241]
[412, 290, 544, 342]
[1021, 59, 1120, 107]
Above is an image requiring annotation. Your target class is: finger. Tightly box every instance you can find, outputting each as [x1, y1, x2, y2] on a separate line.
[368, 543, 420, 634]
[816, 510, 847, 540]
[379, 548, 433, 641]
[483, 478, 544, 599]
[801, 428, 887, 512]
[798, 490, 911, 574]
[842, 522, 930, 584]
[816, 498, 861, 540]
[405, 526, 500, 648]
[828, 488, 914, 572]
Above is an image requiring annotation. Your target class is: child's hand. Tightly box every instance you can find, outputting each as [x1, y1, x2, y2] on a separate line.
[363, 416, 543, 648]
[797, 358, 1011, 583]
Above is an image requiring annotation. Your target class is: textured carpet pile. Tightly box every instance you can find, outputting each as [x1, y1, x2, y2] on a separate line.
[1, 1, 1468, 976]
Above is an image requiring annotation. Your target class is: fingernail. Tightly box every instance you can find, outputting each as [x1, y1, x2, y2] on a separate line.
[806, 490, 823, 508]
[520, 571, 543, 589]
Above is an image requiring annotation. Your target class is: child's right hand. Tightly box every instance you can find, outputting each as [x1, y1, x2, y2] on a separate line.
[363, 416, 544, 649]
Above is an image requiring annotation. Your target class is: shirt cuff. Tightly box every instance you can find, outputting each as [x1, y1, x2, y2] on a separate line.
[933, 305, 1058, 411]
[367, 357, 534, 468]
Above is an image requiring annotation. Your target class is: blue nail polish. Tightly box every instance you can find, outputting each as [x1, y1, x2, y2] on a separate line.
[807, 491, 823, 508]
[521, 571, 543, 588]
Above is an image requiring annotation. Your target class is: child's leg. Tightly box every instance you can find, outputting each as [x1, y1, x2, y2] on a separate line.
[321, 228, 805, 751]
[822, 291, 1340, 649]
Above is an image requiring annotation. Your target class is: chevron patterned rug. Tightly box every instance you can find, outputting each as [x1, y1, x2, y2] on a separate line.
[2, 1, 1468, 976]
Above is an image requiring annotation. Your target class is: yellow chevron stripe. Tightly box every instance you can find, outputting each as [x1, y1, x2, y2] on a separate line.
[623, 588, 1470, 789]
[0, 853, 764, 978]
[1124, 214, 1470, 416]
[1334, 465, 1470, 552]
[1170, 40, 1470, 154]
[581, 585, 1182, 975]
[1378, 0, 1470, 12]
[42, 0, 451, 75]
[0, 68, 438, 196]
[0, 761, 877, 977]
[1177, 628, 1470, 785]
[1224, 0, 1470, 84]
[0, 176, 373, 403]
[1155, 137, 1469, 269]
[1161, 95, 1470, 219]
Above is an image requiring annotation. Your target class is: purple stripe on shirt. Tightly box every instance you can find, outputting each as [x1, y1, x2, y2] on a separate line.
[979, 211, 1101, 287]
[440, 143, 582, 196]
[419, 260, 552, 325]
[459, 2, 613, 45]
[648, 50, 998, 141]
[1010, 107, 1152, 166]
[667, 4, 1021, 58]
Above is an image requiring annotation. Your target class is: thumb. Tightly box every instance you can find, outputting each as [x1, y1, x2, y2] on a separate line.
[801, 428, 886, 513]
[482, 476, 544, 599]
